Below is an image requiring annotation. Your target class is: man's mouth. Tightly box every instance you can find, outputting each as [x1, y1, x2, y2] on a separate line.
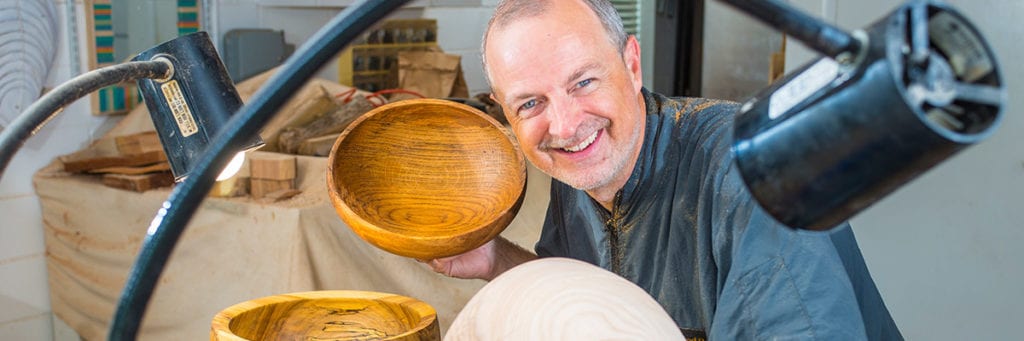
[562, 131, 598, 153]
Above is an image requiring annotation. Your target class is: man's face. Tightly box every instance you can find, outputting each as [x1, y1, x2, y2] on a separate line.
[486, 1, 645, 196]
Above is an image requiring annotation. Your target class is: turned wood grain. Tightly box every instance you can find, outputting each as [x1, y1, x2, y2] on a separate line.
[445, 258, 686, 341]
[211, 290, 439, 341]
[327, 99, 527, 260]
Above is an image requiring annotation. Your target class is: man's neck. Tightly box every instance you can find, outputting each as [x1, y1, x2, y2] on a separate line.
[587, 188, 618, 211]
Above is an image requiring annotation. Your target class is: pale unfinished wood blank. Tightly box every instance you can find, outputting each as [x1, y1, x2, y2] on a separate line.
[211, 290, 439, 341]
[249, 153, 296, 181]
[250, 178, 294, 200]
[102, 172, 174, 192]
[445, 258, 686, 341]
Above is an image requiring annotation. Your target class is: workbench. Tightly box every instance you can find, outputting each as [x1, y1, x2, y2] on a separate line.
[34, 152, 548, 340]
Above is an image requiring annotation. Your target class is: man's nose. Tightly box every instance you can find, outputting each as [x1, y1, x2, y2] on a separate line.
[547, 96, 584, 139]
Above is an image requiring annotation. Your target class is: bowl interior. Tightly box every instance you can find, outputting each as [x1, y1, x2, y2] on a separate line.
[329, 100, 525, 240]
[219, 291, 437, 340]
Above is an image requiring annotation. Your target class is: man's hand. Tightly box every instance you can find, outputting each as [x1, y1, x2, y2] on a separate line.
[422, 237, 537, 281]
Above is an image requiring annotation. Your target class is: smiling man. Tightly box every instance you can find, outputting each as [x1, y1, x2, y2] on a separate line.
[425, 0, 903, 339]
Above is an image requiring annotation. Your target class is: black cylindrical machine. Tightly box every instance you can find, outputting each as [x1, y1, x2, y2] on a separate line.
[730, 1, 1004, 230]
[133, 32, 264, 181]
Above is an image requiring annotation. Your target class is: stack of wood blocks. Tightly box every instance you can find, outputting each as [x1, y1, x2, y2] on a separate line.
[249, 153, 301, 202]
[59, 131, 175, 192]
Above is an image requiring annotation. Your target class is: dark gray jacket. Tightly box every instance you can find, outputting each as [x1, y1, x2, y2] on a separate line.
[535, 89, 902, 340]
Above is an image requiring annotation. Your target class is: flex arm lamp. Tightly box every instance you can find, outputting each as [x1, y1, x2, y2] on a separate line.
[720, 0, 1004, 230]
[0, 0, 1004, 340]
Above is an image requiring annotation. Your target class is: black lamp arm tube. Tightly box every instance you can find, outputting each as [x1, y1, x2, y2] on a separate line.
[717, 0, 861, 59]
[107, 1, 412, 340]
[0, 60, 171, 180]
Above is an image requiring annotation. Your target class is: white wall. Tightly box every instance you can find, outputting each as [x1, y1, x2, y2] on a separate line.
[784, 1, 1024, 339]
[0, 0, 119, 339]
[211, 0, 499, 96]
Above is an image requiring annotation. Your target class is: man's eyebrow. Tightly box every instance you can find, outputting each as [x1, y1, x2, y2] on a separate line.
[565, 62, 601, 86]
[507, 92, 537, 106]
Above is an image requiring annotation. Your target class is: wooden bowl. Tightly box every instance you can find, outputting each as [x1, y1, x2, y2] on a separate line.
[210, 290, 439, 341]
[327, 99, 527, 259]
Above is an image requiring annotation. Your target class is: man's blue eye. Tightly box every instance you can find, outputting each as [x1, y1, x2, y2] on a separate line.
[577, 79, 592, 87]
[521, 99, 537, 111]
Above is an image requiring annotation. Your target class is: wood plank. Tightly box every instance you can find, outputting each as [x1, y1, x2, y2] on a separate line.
[115, 131, 163, 155]
[249, 153, 296, 180]
[296, 134, 340, 157]
[88, 162, 170, 175]
[61, 150, 168, 173]
[250, 178, 294, 199]
[102, 172, 175, 192]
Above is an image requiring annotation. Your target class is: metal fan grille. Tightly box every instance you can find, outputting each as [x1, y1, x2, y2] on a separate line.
[0, 0, 59, 128]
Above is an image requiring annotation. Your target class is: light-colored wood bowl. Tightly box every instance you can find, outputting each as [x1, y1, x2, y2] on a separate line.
[210, 290, 440, 341]
[327, 99, 527, 259]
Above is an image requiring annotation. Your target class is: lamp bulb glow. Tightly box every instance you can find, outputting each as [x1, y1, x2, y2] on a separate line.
[216, 152, 246, 181]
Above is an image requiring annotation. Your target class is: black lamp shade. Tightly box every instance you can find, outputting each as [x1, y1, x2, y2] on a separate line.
[132, 32, 264, 182]
[732, 1, 1004, 230]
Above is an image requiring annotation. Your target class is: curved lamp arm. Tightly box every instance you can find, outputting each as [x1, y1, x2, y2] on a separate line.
[107, 1, 412, 340]
[0, 60, 171, 179]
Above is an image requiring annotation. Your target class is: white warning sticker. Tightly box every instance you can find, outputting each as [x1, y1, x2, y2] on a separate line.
[161, 79, 198, 137]
[769, 58, 839, 120]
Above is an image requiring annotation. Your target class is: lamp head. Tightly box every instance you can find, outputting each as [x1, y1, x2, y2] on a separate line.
[731, 1, 1004, 230]
[132, 32, 264, 182]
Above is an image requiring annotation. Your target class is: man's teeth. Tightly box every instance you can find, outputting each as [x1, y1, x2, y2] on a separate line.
[563, 131, 598, 152]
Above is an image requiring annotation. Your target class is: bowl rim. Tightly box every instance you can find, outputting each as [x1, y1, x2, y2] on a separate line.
[325, 98, 528, 259]
[211, 290, 438, 340]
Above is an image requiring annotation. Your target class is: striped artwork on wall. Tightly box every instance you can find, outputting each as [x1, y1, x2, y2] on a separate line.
[178, 0, 200, 36]
[87, 0, 202, 115]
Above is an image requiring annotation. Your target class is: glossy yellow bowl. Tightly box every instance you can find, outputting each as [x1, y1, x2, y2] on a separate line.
[327, 99, 527, 259]
[210, 290, 439, 341]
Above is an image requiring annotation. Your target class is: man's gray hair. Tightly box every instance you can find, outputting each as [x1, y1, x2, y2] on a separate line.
[481, 0, 628, 86]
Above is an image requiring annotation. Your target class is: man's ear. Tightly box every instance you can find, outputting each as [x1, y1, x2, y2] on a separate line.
[623, 35, 643, 92]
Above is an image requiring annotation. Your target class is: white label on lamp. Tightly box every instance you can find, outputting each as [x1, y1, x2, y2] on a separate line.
[161, 79, 199, 137]
[768, 58, 839, 120]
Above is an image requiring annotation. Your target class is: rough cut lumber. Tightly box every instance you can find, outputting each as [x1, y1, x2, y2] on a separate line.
[115, 131, 164, 156]
[102, 172, 175, 192]
[296, 134, 340, 157]
[250, 178, 294, 199]
[88, 162, 170, 175]
[249, 153, 296, 180]
[277, 95, 373, 154]
[250, 83, 344, 152]
[61, 150, 167, 173]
